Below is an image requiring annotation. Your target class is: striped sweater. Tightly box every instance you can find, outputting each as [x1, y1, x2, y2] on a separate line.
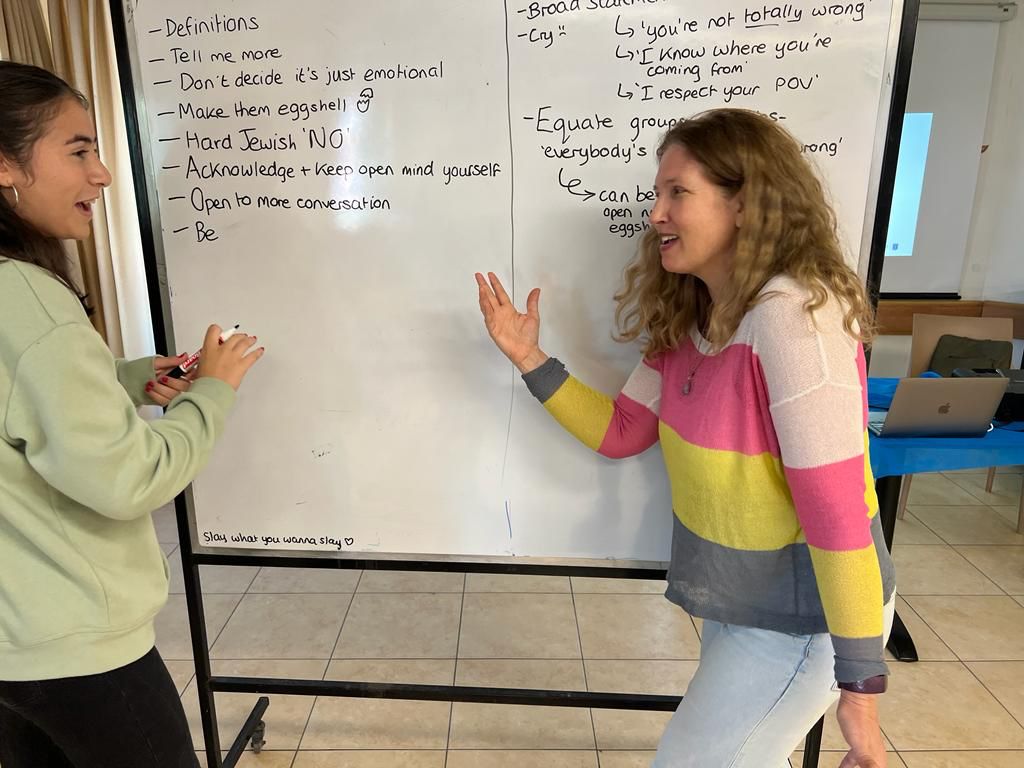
[523, 276, 895, 683]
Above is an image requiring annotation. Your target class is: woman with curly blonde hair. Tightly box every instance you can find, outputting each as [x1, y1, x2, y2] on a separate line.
[477, 108, 895, 768]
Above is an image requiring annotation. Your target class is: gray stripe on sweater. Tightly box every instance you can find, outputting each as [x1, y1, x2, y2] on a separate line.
[521, 357, 570, 403]
[664, 514, 895, 681]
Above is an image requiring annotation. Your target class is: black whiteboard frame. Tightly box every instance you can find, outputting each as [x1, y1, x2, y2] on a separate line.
[109, 0, 919, 765]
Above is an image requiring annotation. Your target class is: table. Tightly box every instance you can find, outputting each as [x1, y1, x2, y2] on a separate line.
[868, 377, 1024, 661]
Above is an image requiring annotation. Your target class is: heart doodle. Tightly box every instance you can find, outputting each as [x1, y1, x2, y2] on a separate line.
[344, 538, 354, 546]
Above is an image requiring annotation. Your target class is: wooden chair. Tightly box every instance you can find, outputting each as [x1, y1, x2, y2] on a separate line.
[895, 314, 1015, 521]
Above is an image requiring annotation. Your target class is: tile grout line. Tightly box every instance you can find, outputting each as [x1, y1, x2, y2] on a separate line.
[886, 593, 1024, 740]
[947, 469, 1024, 508]
[328, 571, 364, 659]
[905, 508, 974, 551]
[898, 592, 1013, 597]
[919, 474, 1024, 543]
[945, 545, 1013, 597]
[202, 591, 248, 663]
[192, 557, 1024, 760]
[946, 472, 1000, 507]
[569, 579, 601, 759]
[895, 594, 964, 661]
[881, 500, 1017, 605]
[239, 565, 260, 594]
[443, 574, 468, 768]
[163, 544, 1023, 762]
[191, 656, 701, 662]
[179, 589, 250, 758]
[960, 660, 1024, 736]
[291, 570, 365, 761]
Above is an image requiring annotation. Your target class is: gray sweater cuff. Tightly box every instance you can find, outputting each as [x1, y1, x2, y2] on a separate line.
[521, 357, 569, 403]
[834, 655, 890, 685]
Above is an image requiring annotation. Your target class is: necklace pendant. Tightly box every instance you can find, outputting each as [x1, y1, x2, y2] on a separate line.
[682, 380, 693, 396]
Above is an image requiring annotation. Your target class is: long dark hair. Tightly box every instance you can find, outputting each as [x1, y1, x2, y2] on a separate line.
[0, 61, 90, 300]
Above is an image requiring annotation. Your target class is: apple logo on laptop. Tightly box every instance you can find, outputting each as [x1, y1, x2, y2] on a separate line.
[938, 403, 951, 415]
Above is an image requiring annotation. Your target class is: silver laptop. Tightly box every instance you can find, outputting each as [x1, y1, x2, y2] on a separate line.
[869, 377, 1008, 438]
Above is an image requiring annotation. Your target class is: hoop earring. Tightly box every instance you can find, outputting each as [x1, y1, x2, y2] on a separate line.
[6, 186, 18, 209]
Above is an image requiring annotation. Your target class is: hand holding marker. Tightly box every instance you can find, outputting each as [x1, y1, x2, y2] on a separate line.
[167, 325, 241, 379]
[168, 324, 264, 392]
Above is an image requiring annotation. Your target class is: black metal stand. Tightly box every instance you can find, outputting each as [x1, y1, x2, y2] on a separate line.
[223, 695, 268, 762]
[801, 716, 826, 768]
[876, 475, 920, 662]
[175, 495, 826, 768]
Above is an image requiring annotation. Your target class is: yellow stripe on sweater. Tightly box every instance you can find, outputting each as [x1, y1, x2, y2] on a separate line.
[543, 377, 614, 452]
[660, 423, 801, 551]
[809, 545, 885, 637]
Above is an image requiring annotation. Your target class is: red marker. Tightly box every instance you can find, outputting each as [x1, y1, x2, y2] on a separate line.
[167, 325, 240, 379]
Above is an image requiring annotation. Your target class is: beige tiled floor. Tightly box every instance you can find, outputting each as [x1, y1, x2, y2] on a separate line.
[151, 470, 1024, 767]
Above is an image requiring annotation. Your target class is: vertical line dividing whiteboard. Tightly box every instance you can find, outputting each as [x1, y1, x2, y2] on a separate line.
[112, 0, 913, 565]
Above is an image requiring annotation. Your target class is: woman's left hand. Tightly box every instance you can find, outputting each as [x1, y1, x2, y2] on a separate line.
[837, 690, 887, 767]
[146, 355, 194, 407]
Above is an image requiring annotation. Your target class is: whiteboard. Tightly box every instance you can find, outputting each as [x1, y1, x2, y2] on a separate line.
[116, 0, 905, 561]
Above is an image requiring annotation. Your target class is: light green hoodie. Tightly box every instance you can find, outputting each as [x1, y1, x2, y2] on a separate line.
[0, 259, 235, 680]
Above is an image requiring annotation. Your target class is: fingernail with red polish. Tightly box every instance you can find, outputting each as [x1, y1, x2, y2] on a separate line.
[160, 377, 168, 384]
[145, 381, 153, 391]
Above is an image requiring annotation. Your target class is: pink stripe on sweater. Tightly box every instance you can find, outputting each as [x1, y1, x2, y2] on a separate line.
[784, 453, 874, 551]
[597, 393, 661, 458]
[659, 340, 781, 458]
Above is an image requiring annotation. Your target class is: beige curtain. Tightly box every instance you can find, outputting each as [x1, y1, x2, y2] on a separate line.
[47, 0, 123, 350]
[0, 0, 53, 68]
[1, 0, 97, 336]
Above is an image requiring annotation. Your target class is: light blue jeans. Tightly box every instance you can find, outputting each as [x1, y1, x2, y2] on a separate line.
[652, 600, 895, 768]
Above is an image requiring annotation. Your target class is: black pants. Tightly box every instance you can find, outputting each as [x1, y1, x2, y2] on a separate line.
[0, 647, 199, 768]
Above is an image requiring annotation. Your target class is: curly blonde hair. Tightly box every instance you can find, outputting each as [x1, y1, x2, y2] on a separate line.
[614, 108, 875, 356]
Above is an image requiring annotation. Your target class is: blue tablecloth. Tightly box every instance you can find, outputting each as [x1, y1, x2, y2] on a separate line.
[868, 377, 1024, 478]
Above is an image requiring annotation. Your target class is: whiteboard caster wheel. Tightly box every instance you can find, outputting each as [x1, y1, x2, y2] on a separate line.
[250, 721, 266, 754]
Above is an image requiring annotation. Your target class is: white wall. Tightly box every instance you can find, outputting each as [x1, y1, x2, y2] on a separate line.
[871, 12, 1023, 378]
[881, 20, 999, 295]
[962, 11, 1024, 301]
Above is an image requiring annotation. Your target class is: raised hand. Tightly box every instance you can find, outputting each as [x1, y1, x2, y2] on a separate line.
[475, 272, 548, 374]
